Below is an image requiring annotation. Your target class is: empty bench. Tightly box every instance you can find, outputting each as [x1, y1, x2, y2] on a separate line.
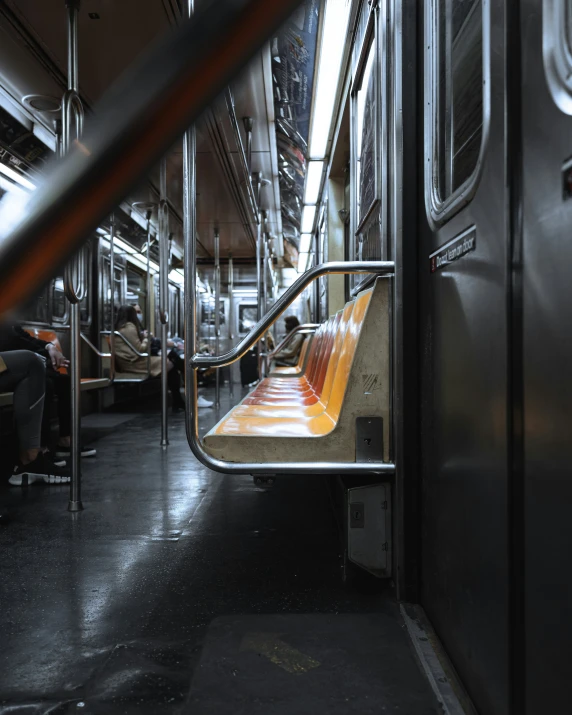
[204, 278, 390, 464]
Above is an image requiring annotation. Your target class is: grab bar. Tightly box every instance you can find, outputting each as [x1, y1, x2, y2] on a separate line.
[81, 333, 111, 359]
[189, 262, 393, 370]
[268, 323, 319, 359]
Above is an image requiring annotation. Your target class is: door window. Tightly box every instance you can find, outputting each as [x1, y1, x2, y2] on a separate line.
[425, 0, 489, 222]
[543, 1, 572, 114]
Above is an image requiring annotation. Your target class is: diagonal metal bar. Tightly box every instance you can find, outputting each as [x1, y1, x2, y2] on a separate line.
[0, 0, 304, 316]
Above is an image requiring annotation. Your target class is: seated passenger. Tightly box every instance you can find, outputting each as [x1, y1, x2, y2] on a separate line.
[0, 350, 69, 485]
[133, 304, 213, 408]
[114, 305, 185, 411]
[273, 316, 304, 367]
[0, 324, 96, 459]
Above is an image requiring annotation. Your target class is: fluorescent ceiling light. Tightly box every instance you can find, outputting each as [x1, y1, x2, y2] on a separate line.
[304, 161, 324, 204]
[297, 252, 310, 273]
[301, 205, 316, 234]
[113, 236, 137, 255]
[169, 269, 184, 286]
[0, 162, 36, 191]
[308, 0, 352, 160]
[299, 233, 312, 254]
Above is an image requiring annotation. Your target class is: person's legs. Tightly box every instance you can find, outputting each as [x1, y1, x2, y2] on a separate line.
[45, 369, 71, 445]
[167, 358, 185, 410]
[0, 351, 45, 464]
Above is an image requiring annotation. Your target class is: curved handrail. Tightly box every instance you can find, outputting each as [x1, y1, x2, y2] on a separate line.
[268, 323, 319, 359]
[81, 333, 111, 359]
[112, 330, 150, 359]
[190, 261, 393, 369]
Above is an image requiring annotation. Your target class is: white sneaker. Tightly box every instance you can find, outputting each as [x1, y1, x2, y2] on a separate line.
[197, 395, 214, 408]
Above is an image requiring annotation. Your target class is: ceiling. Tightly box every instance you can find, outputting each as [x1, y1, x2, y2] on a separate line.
[0, 0, 281, 262]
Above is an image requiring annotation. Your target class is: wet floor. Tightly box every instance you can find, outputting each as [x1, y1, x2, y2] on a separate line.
[0, 389, 438, 714]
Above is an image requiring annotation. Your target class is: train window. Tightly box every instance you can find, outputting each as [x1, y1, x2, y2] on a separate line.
[238, 304, 257, 335]
[356, 40, 377, 227]
[19, 285, 50, 325]
[79, 247, 92, 326]
[126, 267, 147, 324]
[543, 1, 572, 114]
[425, 0, 489, 222]
[52, 278, 67, 323]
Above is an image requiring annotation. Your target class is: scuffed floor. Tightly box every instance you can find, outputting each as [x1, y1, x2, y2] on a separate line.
[0, 389, 438, 714]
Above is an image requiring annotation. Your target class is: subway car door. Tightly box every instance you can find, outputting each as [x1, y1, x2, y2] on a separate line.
[419, 2, 509, 715]
[520, 2, 572, 712]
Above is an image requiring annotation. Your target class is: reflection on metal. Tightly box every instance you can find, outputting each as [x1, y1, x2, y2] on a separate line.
[109, 213, 115, 379]
[62, 0, 85, 513]
[159, 158, 169, 446]
[226, 91, 259, 220]
[243, 116, 254, 174]
[214, 230, 221, 408]
[228, 253, 235, 399]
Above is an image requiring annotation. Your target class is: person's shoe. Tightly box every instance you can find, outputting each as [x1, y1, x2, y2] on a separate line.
[46, 450, 67, 468]
[9, 453, 71, 486]
[54, 445, 96, 458]
[197, 395, 214, 408]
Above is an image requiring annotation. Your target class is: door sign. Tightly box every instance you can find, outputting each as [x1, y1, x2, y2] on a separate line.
[429, 226, 476, 273]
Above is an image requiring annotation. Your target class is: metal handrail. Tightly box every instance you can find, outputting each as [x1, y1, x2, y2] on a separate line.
[0, 0, 305, 315]
[184, 259, 396, 475]
[190, 261, 393, 369]
[112, 330, 150, 359]
[80, 333, 111, 359]
[269, 323, 319, 359]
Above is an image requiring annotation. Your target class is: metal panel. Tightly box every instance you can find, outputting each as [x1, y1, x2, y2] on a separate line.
[347, 483, 391, 577]
[520, 2, 572, 711]
[419, 2, 509, 714]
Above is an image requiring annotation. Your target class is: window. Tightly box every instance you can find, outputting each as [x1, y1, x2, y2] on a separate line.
[102, 260, 124, 331]
[426, 0, 489, 222]
[238, 304, 257, 335]
[543, 1, 572, 114]
[356, 41, 377, 226]
[126, 267, 148, 325]
[20, 285, 50, 325]
[52, 277, 67, 323]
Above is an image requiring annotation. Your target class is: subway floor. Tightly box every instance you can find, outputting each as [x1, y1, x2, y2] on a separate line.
[0, 389, 439, 714]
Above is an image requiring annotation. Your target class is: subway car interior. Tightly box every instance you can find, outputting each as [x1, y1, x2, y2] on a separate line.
[0, 0, 568, 713]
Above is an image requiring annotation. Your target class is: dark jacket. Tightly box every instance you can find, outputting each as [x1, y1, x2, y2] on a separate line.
[0, 325, 50, 358]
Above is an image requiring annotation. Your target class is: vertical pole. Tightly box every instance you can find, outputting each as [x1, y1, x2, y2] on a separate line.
[183, 0, 198, 453]
[109, 213, 115, 378]
[65, 0, 82, 513]
[228, 253, 234, 399]
[159, 157, 169, 445]
[145, 210, 153, 379]
[263, 234, 269, 376]
[214, 230, 221, 408]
